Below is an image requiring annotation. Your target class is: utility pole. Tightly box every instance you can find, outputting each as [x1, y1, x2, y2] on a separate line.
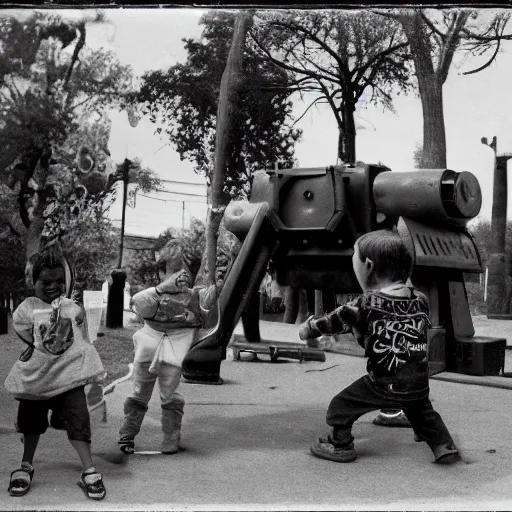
[118, 159, 130, 268]
[106, 158, 131, 328]
[481, 137, 512, 317]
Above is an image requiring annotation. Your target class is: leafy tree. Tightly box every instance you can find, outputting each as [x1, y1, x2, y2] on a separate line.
[137, 10, 301, 201]
[126, 218, 207, 292]
[60, 205, 119, 295]
[250, 9, 413, 164]
[0, 12, 133, 264]
[0, 227, 26, 308]
[413, 143, 423, 168]
[0, 12, 161, 296]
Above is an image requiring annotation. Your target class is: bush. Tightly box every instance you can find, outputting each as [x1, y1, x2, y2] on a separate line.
[466, 280, 486, 316]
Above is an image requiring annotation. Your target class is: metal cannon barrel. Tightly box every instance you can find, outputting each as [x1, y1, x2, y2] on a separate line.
[373, 169, 482, 228]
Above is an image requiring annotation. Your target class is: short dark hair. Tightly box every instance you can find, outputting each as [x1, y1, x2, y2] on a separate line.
[356, 230, 412, 283]
[32, 250, 64, 283]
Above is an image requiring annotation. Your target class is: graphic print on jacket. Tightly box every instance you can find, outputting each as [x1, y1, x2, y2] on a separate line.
[311, 287, 432, 396]
[362, 291, 431, 395]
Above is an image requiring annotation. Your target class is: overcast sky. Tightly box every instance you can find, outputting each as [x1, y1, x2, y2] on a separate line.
[8, 7, 512, 236]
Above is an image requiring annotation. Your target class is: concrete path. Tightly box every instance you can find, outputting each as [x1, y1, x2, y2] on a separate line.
[1, 316, 512, 510]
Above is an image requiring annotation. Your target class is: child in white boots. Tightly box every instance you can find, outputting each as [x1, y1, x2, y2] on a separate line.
[118, 239, 215, 455]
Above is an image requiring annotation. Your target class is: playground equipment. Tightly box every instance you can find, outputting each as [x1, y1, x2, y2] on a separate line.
[181, 163, 505, 383]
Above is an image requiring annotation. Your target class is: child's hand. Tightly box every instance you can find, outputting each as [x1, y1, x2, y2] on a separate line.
[157, 270, 191, 294]
[298, 315, 320, 341]
[174, 271, 190, 289]
[339, 304, 360, 325]
[75, 308, 85, 325]
[298, 324, 312, 341]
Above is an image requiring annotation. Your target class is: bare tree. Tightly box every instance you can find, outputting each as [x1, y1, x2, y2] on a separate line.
[376, 8, 512, 168]
[250, 10, 412, 164]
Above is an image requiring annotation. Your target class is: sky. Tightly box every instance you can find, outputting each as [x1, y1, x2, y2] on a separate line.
[7, 7, 512, 237]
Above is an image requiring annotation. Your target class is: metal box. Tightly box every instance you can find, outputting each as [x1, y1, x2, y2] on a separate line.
[455, 336, 506, 376]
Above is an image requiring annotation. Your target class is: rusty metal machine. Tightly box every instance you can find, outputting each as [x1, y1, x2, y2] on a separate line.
[181, 163, 505, 384]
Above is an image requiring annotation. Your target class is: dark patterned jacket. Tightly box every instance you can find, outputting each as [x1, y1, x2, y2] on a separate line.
[309, 285, 432, 397]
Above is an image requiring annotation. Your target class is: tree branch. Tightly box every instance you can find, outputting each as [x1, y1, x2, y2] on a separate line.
[438, 10, 470, 83]
[352, 41, 408, 86]
[316, 79, 343, 130]
[64, 23, 86, 91]
[461, 19, 512, 41]
[268, 19, 345, 72]
[419, 10, 448, 40]
[293, 94, 331, 127]
[462, 39, 501, 75]
[250, 32, 338, 83]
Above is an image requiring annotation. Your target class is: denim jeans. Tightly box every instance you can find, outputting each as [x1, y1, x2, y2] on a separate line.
[119, 361, 183, 439]
[326, 375, 454, 450]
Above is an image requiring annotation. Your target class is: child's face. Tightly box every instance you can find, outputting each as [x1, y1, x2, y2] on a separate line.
[34, 267, 66, 303]
[352, 242, 374, 291]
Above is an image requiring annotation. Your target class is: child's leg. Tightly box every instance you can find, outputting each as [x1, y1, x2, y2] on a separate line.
[326, 376, 398, 434]
[9, 399, 49, 496]
[55, 387, 94, 469]
[17, 399, 48, 463]
[55, 387, 106, 500]
[158, 364, 184, 454]
[70, 440, 94, 469]
[22, 434, 41, 465]
[312, 376, 398, 462]
[119, 361, 157, 449]
[402, 398, 459, 462]
[373, 409, 412, 428]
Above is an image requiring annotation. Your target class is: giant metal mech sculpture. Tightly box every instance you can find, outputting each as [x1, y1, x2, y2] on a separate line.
[182, 163, 492, 384]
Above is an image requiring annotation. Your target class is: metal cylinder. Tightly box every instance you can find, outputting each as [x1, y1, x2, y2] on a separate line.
[224, 201, 269, 237]
[373, 170, 482, 227]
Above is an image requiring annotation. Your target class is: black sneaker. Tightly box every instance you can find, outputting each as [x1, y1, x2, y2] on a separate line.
[310, 434, 357, 463]
[118, 436, 135, 454]
[433, 444, 459, 463]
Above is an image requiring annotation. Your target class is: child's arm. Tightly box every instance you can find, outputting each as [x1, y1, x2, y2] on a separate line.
[12, 299, 35, 346]
[131, 272, 189, 319]
[298, 297, 363, 340]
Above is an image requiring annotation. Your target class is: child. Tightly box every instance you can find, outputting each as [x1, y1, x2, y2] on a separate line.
[118, 239, 215, 455]
[5, 245, 107, 499]
[299, 230, 459, 464]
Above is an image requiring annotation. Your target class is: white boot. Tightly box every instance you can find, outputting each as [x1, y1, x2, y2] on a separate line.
[161, 396, 184, 454]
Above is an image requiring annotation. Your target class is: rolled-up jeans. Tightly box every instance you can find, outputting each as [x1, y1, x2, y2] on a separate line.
[131, 361, 182, 405]
[119, 361, 183, 438]
[326, 375, 454, 451]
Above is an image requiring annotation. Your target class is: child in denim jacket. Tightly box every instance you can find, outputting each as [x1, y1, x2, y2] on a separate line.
[118, 239, 216, 455]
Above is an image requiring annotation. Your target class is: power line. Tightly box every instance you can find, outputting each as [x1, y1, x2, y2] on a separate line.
[138, 194, 207, 204]
[160, 179, 206, 188]
[156, 189, 206, 198]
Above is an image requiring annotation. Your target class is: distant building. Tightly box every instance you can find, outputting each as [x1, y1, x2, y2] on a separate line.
[121, 234, 157, 267]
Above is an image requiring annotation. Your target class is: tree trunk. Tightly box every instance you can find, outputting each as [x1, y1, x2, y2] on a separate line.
[488, 155, 512, 315]
[337, 100, 357, 165]
[398, 11, 447, 169]
[206, 11, 253, 285]
[345, 102, 357, 165]
[24, 145, 51, 288]
[418, 76, 447, 168]
[26, 206, 45, 262]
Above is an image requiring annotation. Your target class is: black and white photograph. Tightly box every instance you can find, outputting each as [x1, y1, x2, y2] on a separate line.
[0, 3, 512, 510]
